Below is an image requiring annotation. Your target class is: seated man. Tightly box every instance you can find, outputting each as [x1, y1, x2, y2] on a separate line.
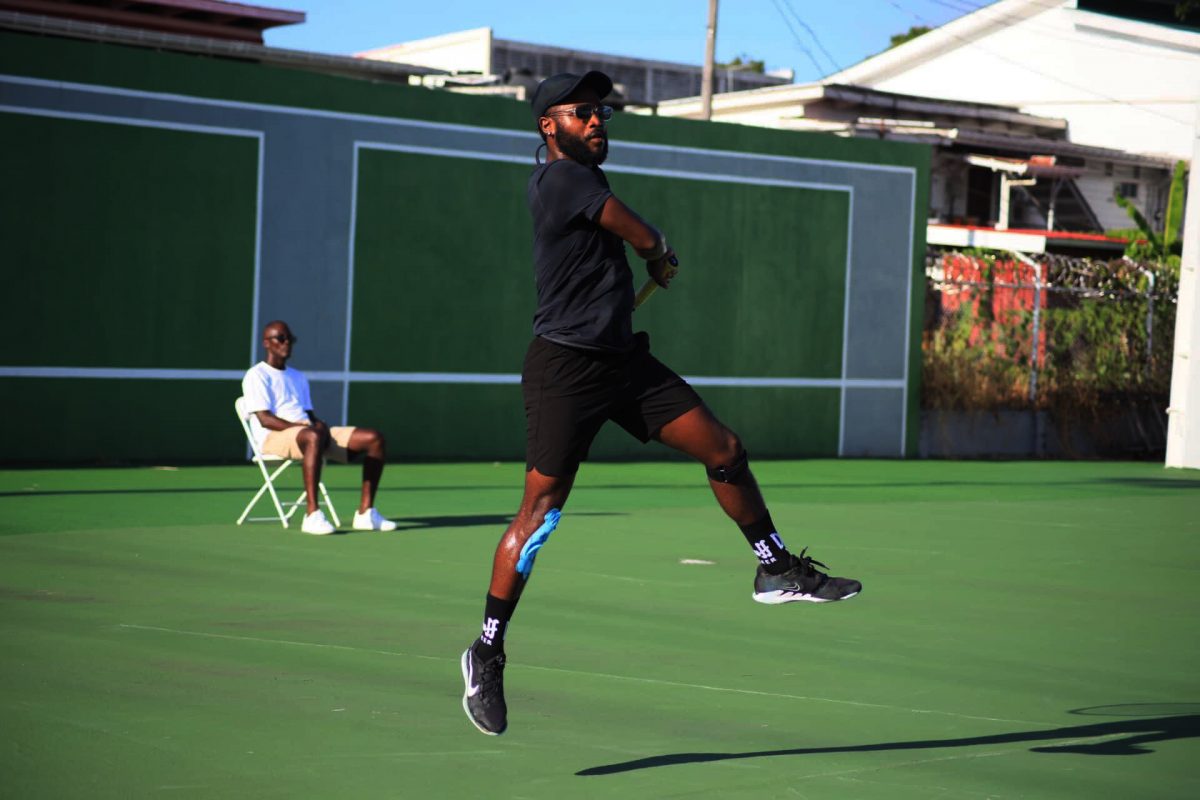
[241, 320, 397, 535]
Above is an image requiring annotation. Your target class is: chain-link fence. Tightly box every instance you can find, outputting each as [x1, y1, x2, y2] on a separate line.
[922, 249, 1179, 453]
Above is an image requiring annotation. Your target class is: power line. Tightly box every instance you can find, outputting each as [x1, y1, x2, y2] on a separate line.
[778, 0, 844, 73]
[767, 0, 829, 77]
[923, 0, 1200, 62]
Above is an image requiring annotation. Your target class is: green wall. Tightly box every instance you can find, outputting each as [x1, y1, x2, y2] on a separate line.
[1, 105, 256, 462]
[351, 152, 535, 373]
[2, 378, 243, 463]
[0, 114, 257, 369]
[0, 30, 928, 464]
[349, 149, 850, 460]
[0, 31, 927, 167]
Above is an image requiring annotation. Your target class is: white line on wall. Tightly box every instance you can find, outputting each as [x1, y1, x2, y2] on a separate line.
[3, 73, 920, 455]
[0, 366, 904, 389]
[0, 74, 918, 177]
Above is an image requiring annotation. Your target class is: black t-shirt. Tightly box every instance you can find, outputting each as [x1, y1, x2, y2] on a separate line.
[527, 159, 634, 352]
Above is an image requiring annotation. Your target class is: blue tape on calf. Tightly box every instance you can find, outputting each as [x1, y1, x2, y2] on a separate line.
[516, 508, 561, 579]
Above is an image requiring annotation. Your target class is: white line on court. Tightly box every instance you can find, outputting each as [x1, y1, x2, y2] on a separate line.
[117, 623, 1059, 729]
[796, 749, 1011, 782]
[311, 750, 507, 759]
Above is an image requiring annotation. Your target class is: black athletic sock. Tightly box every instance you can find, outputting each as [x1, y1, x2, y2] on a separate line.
[739, 514, 793, 574]
[472, 593, 517, 661]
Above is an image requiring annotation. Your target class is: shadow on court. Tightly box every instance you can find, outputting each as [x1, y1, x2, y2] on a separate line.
[0, 486, 518, 498]
[6, 477, 1198, 500]
[1094, 477, 1200, 490]
[576, 705, 1200, 776]
[390, 512, 622, 530]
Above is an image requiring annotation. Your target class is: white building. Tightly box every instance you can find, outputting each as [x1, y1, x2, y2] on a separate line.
[823, 0, 1199, 162]
[357, 27, 793, 108]
[656, 0, 1193, 240]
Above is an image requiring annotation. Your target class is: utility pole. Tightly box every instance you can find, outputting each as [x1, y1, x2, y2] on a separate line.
[701, 0, 718, 120]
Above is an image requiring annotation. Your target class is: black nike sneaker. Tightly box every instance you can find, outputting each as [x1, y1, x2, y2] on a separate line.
[461, 647, 508, 735]
[752, 548, 861, 604]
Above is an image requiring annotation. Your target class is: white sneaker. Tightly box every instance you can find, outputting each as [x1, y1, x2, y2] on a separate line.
[353, 507, 397, 532]
[301, 509, 335, 535]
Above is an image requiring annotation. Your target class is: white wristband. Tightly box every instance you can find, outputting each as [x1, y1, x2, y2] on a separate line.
[643, 233, 668, 261]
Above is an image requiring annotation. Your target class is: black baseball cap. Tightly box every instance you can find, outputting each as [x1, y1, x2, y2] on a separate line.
[530, 71, 613, 120]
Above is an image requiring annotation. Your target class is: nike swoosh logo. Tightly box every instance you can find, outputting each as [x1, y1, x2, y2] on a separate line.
[465, 656, 481, 697]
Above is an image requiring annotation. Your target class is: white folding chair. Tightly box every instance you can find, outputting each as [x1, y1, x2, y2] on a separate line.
[235, 397, 340, 529]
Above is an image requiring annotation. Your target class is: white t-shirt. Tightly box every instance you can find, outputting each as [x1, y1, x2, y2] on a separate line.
[241, 362, 312, 448]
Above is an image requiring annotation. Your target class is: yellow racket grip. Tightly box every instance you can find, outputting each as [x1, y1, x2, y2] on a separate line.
[633, 255, 678, 310]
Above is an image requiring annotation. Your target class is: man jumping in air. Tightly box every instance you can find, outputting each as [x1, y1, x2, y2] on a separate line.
[460, 71, 861, 736]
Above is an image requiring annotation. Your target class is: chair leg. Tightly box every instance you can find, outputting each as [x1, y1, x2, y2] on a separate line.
[238, 481, 271, 525]
[239, 459, 292, 527]
[262, 460, 293, 528]
[319, 481, 341, 528]
[285, 489, 306, 523]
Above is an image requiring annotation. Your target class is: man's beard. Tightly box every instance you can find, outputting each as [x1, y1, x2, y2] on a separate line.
[557, 128, 608, 167]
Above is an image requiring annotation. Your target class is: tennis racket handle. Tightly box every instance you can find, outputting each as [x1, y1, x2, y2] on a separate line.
[634, 255, 678, 310]
[634, 279, 658, 309]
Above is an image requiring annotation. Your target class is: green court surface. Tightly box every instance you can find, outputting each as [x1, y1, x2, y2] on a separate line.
[1, 460, 1197, 799]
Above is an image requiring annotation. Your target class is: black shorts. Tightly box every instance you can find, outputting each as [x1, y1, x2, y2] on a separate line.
[523, 333, 703, 476]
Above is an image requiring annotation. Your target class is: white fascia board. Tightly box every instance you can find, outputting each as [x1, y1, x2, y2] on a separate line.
[357, 27, 491, 57]
[656, 82, 826, 118]
[1074, 8, 1200, 52]
[965, 154, 1030, 173]
[826, 0, 1052, 86]
[658, 80, 1067, 133]
[821, 84, 1067, 130]
[927, 224, 1047, 253]
[356, 27, 492, 72]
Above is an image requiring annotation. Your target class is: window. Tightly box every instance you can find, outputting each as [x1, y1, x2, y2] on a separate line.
[1116, 182, 1138, 199]
[1104, 162, 1113, 176]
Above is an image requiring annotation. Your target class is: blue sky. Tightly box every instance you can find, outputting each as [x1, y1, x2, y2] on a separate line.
[264, 0, 973, 83]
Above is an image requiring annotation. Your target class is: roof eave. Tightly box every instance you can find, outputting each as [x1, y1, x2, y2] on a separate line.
[825, 0, 1046, 86]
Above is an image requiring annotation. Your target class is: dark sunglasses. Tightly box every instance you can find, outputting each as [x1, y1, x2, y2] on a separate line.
[267, 334, 297, 344]
[549, 104, 613, 122]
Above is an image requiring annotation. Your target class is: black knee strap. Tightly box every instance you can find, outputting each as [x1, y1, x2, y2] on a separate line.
[707, 450, 750, 485]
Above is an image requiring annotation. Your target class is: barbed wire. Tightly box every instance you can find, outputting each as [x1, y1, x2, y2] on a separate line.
[925, 248, 1179, 302]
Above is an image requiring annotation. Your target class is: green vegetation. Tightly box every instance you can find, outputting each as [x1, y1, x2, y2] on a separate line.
[923, 251, 1178, 446]
[889, 25, 931, 49]
[716, 54, 765, 73]
[1112, 160, 1187, 262]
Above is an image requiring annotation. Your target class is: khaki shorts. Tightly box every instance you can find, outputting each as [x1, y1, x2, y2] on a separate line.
[262, 424, 357, 463]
